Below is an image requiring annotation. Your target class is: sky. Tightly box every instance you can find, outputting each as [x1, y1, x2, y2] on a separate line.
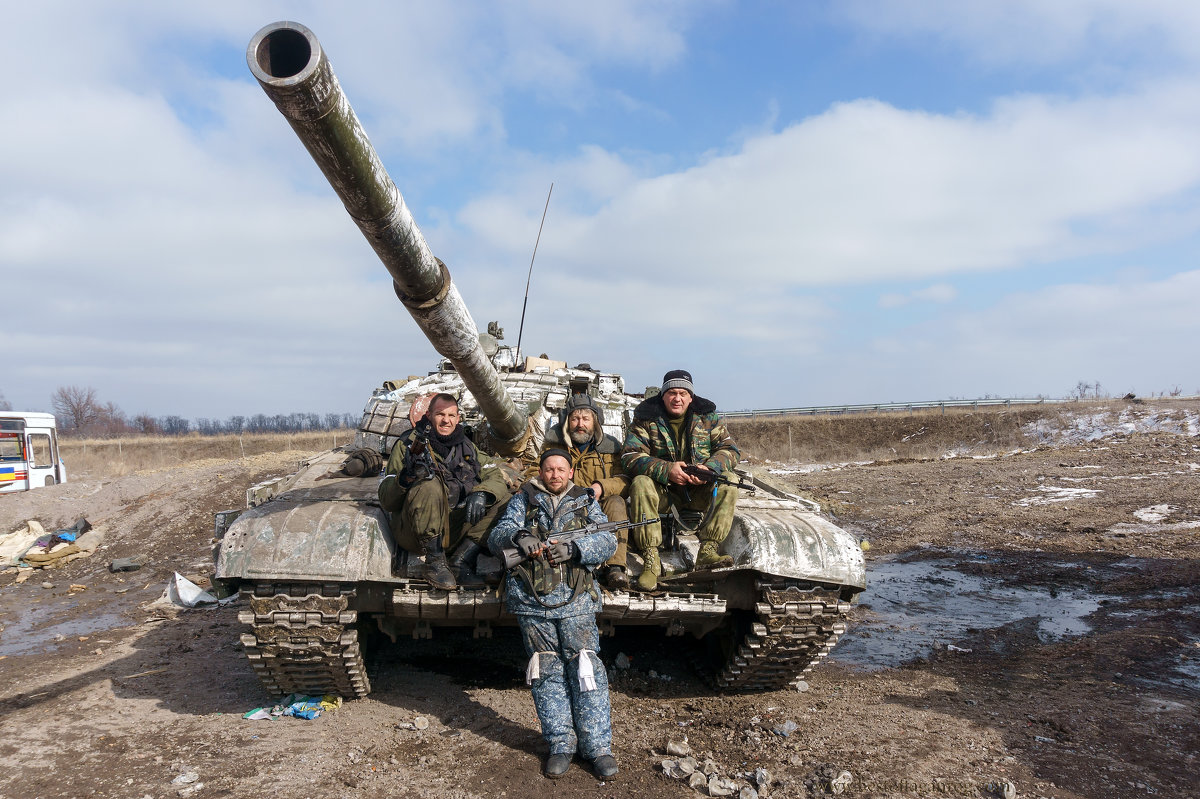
[3, 0, 1199, 419]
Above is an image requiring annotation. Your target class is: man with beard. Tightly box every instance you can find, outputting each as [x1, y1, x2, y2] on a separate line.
[379, 393, 512, 589]
[622, 370, 740, 591]
[488, 449, 619, 780]
[541, 393, 631, 590]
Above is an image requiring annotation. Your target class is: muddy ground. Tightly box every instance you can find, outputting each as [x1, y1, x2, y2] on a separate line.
[1, 407, 1197, 799]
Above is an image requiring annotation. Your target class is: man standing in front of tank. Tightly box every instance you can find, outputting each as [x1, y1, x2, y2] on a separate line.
[378, 393, 511, 589]
[540, 393, 632, 590]
[622, 370, 740, 591]
[488, 449, 619, 781]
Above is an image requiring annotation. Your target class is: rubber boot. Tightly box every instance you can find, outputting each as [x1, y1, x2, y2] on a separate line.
[636, 548, 660, 592]
[421, 537, 457, 590]
[695, 540, 733, 570]
[449, 540, 486, 588]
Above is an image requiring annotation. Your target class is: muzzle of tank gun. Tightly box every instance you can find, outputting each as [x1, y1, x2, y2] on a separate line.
[246, 21, 532, 454]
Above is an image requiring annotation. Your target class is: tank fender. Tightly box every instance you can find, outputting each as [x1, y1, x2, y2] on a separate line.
[215, 500, 395, 583]
[720, 502, 866, 590]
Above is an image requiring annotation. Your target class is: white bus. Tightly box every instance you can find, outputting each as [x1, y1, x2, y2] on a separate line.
[0, 412, 67, 493]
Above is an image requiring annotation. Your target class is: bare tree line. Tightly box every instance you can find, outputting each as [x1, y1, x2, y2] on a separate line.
[34, 385, 358, 438]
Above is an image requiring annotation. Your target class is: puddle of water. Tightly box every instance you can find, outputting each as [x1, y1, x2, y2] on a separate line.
[0, 592, 138, 656]
[831, 557, 1104, 670]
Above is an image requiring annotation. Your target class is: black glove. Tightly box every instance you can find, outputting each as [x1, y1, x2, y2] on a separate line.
[514, 530, 541, 558]
[465, 492, 488, 525]
[342, 448, 383, 477]
[546, 540, 577, 566]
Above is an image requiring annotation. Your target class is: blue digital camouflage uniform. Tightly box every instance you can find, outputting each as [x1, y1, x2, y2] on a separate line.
[487, 479, 617, 759]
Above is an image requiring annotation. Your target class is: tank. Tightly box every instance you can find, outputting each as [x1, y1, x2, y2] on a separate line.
[213, 20, 866, 699]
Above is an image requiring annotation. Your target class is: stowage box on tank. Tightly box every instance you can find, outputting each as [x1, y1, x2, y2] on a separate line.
[214, 20, 866, 699]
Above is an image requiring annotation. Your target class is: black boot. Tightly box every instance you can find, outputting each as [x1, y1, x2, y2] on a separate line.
[449, 540, 486, 588]
[421, 537, 456, 590]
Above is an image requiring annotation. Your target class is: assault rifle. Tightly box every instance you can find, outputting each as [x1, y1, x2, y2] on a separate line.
[401, 419, 439, 485]
[500, 518, 655, 570]
[682, 464, 756, 493]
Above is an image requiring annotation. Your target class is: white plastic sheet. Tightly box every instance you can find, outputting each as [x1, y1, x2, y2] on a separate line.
[165, 572, 233, 607]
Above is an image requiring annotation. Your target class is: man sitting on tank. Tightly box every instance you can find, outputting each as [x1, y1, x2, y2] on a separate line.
[487, 449, 619, 780]
[621, 370, 740, 592]
[378, 393, 512, 589]
[540, 393, 632, 591]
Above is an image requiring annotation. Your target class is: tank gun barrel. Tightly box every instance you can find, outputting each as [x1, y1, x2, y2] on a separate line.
[246, 21, 530, 451]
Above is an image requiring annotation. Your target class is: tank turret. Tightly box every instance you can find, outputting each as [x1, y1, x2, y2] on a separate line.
[247, 21, 530, 454]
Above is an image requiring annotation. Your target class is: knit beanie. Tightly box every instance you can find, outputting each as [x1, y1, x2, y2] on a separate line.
[540, 448, 571, 467]
[661, 369, 694, 395]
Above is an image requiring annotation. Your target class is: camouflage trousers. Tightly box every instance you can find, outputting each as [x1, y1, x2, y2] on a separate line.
[600, 494, 629, 569]
[627, 474, 737, 551]
[392, 477, 503, 554]
[518, 613, 613, 759]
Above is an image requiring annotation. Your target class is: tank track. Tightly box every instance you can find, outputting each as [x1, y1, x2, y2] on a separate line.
[238, 581, 371, 699]
[706, 579, 851, 691]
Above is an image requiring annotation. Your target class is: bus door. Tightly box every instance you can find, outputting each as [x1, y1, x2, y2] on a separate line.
[0, 423, 29, 491]
[26, 430, 61, 487]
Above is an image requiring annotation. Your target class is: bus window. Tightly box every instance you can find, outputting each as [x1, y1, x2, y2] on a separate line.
[0, 433, 23, 462]
[30, 434, 52, 468]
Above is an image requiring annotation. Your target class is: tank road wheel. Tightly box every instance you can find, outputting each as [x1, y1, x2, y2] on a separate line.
[237, 582, 371, 699]
[703, 579, 851, 692]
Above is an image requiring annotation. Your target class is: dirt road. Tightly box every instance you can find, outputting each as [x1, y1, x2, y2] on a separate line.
[1, 409, 1197, 799]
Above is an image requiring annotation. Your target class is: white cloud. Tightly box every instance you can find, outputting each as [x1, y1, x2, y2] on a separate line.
[460, 81, 1200, 323]
[861, 270, 1200, 399]
[838, 0, 1200, 68]
[879, 283, 957, 308]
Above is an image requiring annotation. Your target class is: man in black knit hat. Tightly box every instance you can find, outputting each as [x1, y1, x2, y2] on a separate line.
[621, 370, 740, 591]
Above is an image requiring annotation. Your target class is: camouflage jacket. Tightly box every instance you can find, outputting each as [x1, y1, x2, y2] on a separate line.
[621, 394, 740, 485]
[378, 427, 512, 513]
[543, 424, 630, 499]
[487, 479, 615, 619]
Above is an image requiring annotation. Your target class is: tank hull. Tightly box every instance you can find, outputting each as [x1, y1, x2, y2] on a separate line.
[215, 415, 864, 697]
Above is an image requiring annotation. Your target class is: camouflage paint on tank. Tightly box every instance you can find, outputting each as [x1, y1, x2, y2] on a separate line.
[717, 477, 866, 589]
[215, 452, 394, 583]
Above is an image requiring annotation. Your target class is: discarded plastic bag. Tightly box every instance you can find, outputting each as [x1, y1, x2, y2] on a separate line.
[244, 693, 342, 721]
[166, 572, 234, 608]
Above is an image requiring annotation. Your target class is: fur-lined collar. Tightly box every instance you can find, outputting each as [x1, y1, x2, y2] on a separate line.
[632, 393, 717, 421]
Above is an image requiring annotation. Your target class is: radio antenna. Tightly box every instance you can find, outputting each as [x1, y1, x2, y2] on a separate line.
[515, 183, 553, 366]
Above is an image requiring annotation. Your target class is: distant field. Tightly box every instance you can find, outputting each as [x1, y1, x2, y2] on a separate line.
[726, 397, 1198, 464]
[725, 404, 1051, 464]
[60, 429, 353, 479]
[57, 398, 1196, 480]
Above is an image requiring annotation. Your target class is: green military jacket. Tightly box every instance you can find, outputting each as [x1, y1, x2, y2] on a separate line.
[378, 427, 512, 513]
[621, 394, 740, 485]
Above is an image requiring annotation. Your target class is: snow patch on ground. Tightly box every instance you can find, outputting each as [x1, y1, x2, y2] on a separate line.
[1013, 486, 1101, 506]
[1134, 504, 1176, 523]
[768, 461, 872, 475]
[1025, 407, 1200, 445]
[1106, 519, 1200, 535]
